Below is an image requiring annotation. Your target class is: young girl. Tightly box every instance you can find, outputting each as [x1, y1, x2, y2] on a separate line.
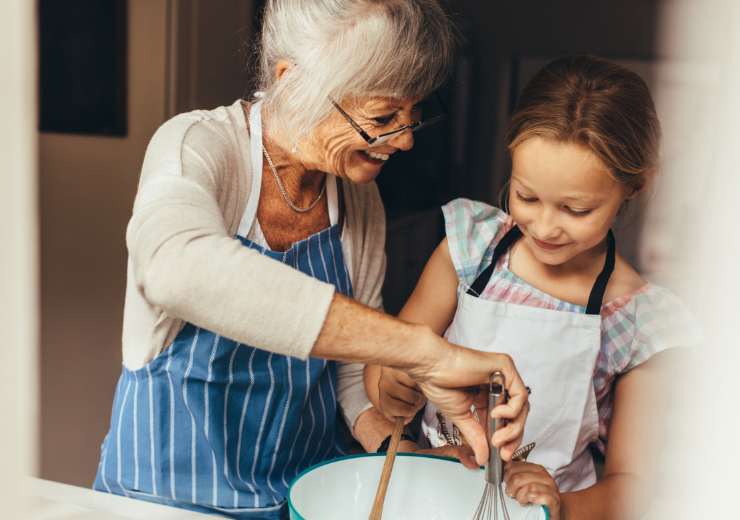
[365, 55, 700, 519]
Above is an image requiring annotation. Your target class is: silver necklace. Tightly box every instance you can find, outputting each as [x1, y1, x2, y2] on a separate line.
[262, 145, 326, 213]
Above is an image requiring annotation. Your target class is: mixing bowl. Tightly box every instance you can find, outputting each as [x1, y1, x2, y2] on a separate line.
[289, 453, 548, 520]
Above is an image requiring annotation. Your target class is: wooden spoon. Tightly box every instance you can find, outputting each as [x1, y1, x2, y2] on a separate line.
[368, 417, 405, 520]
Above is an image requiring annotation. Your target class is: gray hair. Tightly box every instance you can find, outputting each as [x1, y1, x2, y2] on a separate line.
[255, 0, 455, 146]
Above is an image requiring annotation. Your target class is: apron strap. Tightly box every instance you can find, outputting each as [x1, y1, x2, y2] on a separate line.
[466, 226, 522, 296]
[237, 100, 265, 238]
[466, 226, 616, 315]
[585, 229, 616, 315]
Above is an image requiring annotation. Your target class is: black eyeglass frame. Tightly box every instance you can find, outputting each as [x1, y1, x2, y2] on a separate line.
[330, 92, 448, 146]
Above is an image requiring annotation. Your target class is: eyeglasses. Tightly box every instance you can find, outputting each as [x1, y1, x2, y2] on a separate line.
[331, 93, 447, 147]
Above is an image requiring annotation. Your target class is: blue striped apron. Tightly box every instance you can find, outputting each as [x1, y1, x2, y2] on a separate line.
[94, 101, 352, 519]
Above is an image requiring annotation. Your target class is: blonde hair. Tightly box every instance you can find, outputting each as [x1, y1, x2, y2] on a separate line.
[507, 55, 661, 193]
[256, 0, 454, 147]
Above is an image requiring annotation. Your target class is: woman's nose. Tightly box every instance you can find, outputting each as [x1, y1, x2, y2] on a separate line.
[389, 128, 414, 151]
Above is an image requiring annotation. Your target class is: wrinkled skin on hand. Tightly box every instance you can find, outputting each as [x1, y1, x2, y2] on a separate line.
[405, 343, 530, 466]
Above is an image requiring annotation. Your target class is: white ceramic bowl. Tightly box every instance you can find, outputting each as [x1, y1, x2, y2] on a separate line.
[289, 453, 548, 520]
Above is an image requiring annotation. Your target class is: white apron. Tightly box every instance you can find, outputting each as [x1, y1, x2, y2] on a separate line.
[421, 226, 615, 492]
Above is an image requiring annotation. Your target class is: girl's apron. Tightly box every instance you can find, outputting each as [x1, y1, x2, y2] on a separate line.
[94, 101, 351, 519]
[422, 226, 615, 491]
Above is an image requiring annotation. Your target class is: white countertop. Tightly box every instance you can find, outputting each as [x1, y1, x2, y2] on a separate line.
[28, 478, 225, 519]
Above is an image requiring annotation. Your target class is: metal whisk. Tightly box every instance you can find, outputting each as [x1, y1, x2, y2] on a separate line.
[472, 371, 510, 520]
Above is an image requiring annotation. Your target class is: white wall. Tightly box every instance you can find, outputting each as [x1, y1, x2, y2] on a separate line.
[0, 0, 37, 516]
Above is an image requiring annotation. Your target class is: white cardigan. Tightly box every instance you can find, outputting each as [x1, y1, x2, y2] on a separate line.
[121, 99, 382, 427]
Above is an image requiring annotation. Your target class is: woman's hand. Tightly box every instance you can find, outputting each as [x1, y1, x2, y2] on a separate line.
[395, 441, 480, 470]
[406, 334, 530, 466]
[504, 461, 562, 519]
[415, 444, 480, 470]
[377, 366, 426, 421]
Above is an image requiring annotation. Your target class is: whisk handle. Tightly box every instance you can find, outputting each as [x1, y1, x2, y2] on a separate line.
[486, 371, 506, 485]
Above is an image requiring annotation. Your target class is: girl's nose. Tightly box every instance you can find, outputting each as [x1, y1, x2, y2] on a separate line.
[535, 208, 561, 239]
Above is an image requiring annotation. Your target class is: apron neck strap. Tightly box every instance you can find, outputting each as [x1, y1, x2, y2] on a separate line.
[585, 229, 616, 315]
[466, 226, 522, 296]
[466, 226, 616, 316]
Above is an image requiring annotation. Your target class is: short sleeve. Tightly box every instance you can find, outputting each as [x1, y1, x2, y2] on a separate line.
[441, 198, 512, 287]
[618, 287, 703, 373]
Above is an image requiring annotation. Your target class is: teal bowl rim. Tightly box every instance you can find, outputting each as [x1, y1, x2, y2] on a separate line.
[287, 452, 549, 520]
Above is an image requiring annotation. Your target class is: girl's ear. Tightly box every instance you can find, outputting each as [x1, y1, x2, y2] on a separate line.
[626, 174, 650, 200]
[628, 166, 657, 199]
[619, 182, 643, 216]
[626, 186, 641, 200]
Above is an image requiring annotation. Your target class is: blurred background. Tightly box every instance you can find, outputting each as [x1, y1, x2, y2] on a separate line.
[2, 0, 737, 517]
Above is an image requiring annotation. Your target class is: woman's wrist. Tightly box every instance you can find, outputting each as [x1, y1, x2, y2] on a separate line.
[366, 320, 443, 373]
[403, 325, 453, 381]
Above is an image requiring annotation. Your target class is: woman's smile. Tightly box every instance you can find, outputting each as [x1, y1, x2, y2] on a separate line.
[358, 148, 391, 166]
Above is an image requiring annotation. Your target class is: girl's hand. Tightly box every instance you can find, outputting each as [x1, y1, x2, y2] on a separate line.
[377, 366, 426, 421]
[504, 461, 562, 520]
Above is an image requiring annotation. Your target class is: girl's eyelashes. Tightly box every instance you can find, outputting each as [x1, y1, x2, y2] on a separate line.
[515, 191, 593, 216]
[515, 191, 538, 203]
[564, 206, 593, 216]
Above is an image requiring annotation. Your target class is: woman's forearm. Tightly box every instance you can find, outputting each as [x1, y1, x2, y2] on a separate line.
[312, 293, 443, 371]
[561, 473, 642, 520]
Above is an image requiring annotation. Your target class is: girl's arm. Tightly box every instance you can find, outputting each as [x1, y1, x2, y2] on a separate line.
[559, 349, 680, 519]
[397, 237, 461, 334]
[364, 238, 460, 417]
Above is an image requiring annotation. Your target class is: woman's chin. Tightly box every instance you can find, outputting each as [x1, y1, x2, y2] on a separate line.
[341, 162, 386, 184]
[350, 171, 383, 184]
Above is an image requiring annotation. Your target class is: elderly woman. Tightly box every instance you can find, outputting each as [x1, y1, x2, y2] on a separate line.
[93, 1, 528, 518]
